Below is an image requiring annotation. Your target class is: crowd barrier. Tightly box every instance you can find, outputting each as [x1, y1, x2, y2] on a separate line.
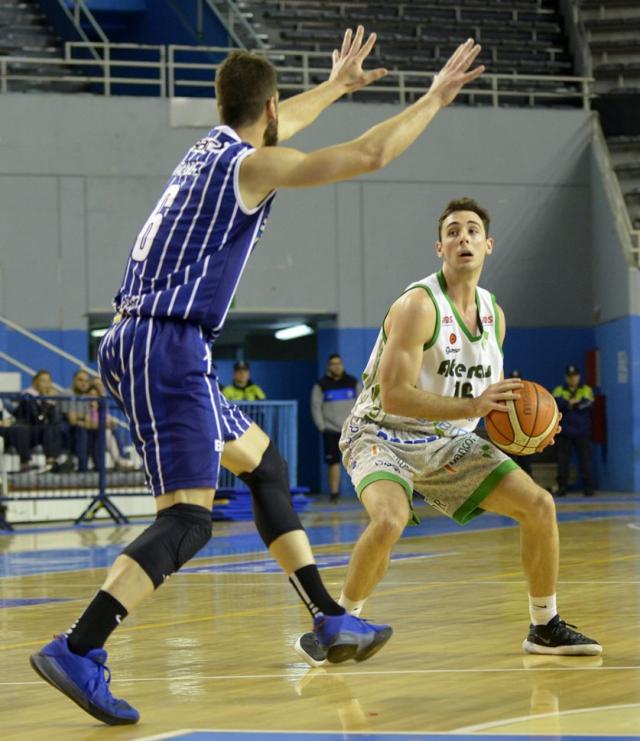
[0, 394, 302, 530]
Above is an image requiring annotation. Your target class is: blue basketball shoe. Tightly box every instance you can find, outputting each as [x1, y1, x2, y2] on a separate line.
[30, 635, 139, 725]
[302, 613, 393, 665]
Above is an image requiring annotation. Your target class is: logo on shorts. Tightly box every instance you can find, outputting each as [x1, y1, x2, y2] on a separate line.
[480, 443, 495, 459]
[444, 436, 474, 471]
[371, 445, 379, 457]
[214, 440, 224, 452]
[449, 333, 457, 344]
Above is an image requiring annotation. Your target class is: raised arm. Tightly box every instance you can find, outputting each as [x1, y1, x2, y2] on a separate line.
[278, 26, 387, 142]
[379, 289, 521, 421]
[240, 39, 485, 208]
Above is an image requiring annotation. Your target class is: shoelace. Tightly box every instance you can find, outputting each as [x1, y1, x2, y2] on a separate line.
[554, 619, 589, 641]
[87, 653, 111, 695]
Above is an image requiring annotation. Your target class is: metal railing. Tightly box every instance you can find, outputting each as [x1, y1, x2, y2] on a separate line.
[0, 41, 594, 108]
[205, 0, 268, 49]
[51, 0, 109, 62]
[591, 116, 640, 268]
[0, 396, 299, 528]
[0, 316, 94, 378]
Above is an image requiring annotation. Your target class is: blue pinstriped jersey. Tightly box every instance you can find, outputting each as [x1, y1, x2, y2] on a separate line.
[115, 125, 275, 340]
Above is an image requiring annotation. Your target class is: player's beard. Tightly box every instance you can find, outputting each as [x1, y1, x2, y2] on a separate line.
[263, 117, 278, 147]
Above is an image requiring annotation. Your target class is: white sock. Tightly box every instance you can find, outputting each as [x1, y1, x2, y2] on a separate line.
[529, 594, 557, 626]
[338, 592, 366, 617]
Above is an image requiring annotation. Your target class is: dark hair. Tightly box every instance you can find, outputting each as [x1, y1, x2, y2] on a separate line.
[215, 51, 278, 129]
[328, 354, 342, 362]
[32, 369, 51, 383]
[438, 197, 491, 239]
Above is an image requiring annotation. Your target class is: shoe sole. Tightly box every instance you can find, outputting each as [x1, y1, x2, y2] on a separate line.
[30, 652, 138, 725]
[522, 639, 603, 656]
[326, 626, 393, 664]
[294, 636, 328, 668]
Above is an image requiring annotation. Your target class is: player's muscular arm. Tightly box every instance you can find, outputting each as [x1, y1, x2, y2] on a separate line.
[239, 40, 484, 207]
[379, 290, 477, 420]
[379, 292, 521, 420]
[497, 304, 506, 348]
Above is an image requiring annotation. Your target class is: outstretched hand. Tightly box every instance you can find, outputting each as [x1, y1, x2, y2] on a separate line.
[429, 38, 485, 108]
[329, 25, 388, 92]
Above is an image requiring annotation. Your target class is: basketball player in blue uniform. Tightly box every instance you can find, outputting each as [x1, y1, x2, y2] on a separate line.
[30, 28, 485, 724]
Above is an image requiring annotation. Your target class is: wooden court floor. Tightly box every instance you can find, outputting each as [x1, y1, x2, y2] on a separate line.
[1, 495, 639, 740]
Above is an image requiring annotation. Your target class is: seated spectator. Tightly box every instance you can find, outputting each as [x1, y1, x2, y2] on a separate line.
[0, 397, 32, 473]
[223, 361, 267, 401]
[62, 370, 96, 473]
[12, 370, 72, 473]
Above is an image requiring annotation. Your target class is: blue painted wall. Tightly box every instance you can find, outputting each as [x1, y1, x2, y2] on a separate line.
[0, 327, 91, 389]
[595, 316, 640, 492]
[3, 322, 637, 493]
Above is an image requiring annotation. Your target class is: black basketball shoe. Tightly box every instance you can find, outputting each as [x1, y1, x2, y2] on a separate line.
[523, 615, 602, 655]
[294, 631, 328, 667]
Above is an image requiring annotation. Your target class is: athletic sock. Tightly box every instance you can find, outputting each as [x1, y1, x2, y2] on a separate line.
[66, 590, 128, 656]
[339, 592, 366, 617]
[529, 594, 557, 626]
[289, 565, 345, 617]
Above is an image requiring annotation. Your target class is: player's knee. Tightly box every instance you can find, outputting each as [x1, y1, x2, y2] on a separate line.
[123, 503, 212, 588]
[240, 440, 301, 546]
[520, 487, 556, 527]
[370, 506, 407, 544]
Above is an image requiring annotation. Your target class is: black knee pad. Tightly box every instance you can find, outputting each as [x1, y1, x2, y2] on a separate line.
[123, 503, 212, 588]
[239, 440, 302, 547]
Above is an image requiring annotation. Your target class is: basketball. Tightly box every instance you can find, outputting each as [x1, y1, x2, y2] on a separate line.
[485, 380, 559, 456]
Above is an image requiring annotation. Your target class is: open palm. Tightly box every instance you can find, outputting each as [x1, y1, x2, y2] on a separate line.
[329, 25, 388, 92]
[429, 39, 484, 107]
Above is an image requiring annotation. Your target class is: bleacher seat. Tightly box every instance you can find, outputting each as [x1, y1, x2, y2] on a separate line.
[243, 0, 574, 90]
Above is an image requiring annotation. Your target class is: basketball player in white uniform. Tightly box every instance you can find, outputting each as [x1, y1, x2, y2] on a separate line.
[296, 197, 601, 665]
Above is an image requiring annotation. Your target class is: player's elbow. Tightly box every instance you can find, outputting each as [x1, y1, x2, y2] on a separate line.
[355, 139, 387, 173]
[380, 386, 404, 416]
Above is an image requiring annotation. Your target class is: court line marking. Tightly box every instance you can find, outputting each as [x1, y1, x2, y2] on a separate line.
[2, 579, 640, 591]
[1, 512, 636, 577]
[132, 730, 514, 740]
[2, 568, 638, 650]
[4, 665, 640, 687]
[453, 701, 640, 733]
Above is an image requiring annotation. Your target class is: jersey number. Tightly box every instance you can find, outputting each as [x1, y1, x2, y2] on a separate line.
[453, 381, 474, 398]
[131, 183, 180, 262]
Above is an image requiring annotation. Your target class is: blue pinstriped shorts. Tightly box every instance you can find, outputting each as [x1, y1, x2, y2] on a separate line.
[98, 316, 252, 496]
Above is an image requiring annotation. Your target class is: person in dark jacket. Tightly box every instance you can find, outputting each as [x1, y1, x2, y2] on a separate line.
[311, 354, 361, 502]
[552, 365, 595, 497]
[12, 370, 70, 473]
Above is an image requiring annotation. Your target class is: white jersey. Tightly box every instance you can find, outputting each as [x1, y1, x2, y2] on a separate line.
[351, 270, 504, 437]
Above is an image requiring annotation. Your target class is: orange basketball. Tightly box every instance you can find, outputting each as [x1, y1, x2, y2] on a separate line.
[485, 380, 559, 456]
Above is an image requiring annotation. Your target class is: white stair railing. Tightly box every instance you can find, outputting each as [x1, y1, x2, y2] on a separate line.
[0, 316, 95, 376]
[591, 116, 640, 268]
